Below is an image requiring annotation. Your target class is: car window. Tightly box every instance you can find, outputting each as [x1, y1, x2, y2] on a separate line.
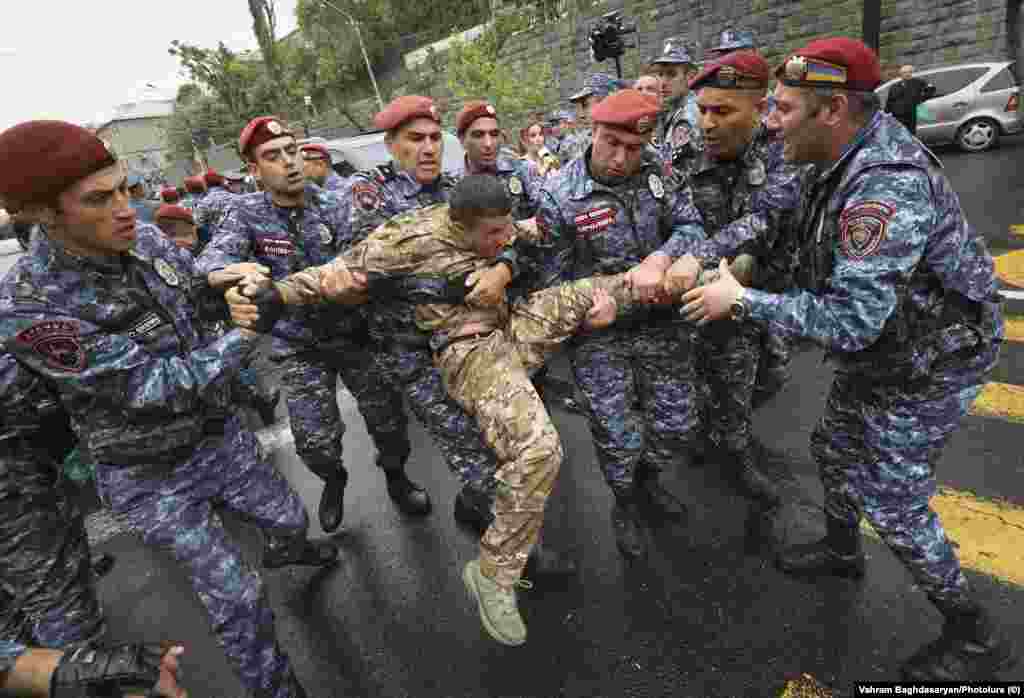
[981, 68, 1016, 93]
[925, 68, 989, 98]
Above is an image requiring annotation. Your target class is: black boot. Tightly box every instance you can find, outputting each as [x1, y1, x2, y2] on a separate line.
[318, 466, 348, 533]
[454, 485, 495, 536]
[524, 542, 578, 578]
[90, 552, 115, 579]
[384, 469, 431, 516]
[263, 535, 339, 569]
[731, 448, 782, 506]
[902, 600, 1017, 681]
[255, 388, 281, 428]
[611, 485, 647, 559]
[775, 514, 866, 579]
[635, 467, 687, 525]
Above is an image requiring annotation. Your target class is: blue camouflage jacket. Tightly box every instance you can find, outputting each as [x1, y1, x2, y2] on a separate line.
[744, 111, 1003, 375]
[192, 185, 234, 231]
[196, 183, 366, 357]
[0, 225, 249, 468]
[458, 155, 542, 221]
[659, 93, 703, 175]
[535, 148, 706, 319]
[323, 171, 348, 193]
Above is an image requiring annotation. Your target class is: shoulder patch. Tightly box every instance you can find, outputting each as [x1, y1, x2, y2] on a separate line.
[352, 182, 381, 211]
[16, 320, 85, 373]
[839, 200, 894, 260]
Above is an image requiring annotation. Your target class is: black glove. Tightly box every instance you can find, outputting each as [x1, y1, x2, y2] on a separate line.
[248, 284, 285, 334]
[50, 644, 164, 698]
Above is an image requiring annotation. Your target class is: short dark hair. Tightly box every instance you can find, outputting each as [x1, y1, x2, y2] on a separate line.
[805, 87, 880, 124]
[450, 175, 511, 226]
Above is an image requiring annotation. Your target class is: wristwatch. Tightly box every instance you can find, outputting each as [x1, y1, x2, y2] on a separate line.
[729, 287, 748, 322]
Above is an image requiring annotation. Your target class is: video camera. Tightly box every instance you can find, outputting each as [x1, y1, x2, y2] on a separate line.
[588, 10, 637, 66]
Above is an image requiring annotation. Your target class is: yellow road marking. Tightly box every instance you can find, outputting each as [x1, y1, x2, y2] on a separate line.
[971, 382, 1024, 424]
[859, 487, 1024, 588]
[1011, 224, 1024, 238]
[995, 249, 1024, 288]
[1006, 316, 1024, 343]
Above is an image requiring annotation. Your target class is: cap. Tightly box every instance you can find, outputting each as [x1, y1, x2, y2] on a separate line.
[373, 96, 440, 131]
[776, 37, 882, 92]
[203, 169, 225, 187]
[183, 176, 206, 194]
[223, 170, 246, 182]
[591, 89, 661, 136]
[155, 204, 194, 224]
[650, 36, 694, 66]
[160, 186, 180, 203]
[690, 50, 770, 91]
[0, 120, 117, 212]
[126, 171, 143, 188]
[456, 101, 498, 136]
[710, 29, 756, 55]
[238, 116, 293, 158]
[299, 143, 332, 162]
[569, 73, 625, 103]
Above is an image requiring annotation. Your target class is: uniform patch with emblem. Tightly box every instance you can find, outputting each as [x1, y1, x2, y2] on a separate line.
[574, 207, 616, 237]
[267, 120, 283, 135]
[317, 224, 333, 244]
[153, 258, 180, 286]
[16, 320, 85, 373]
[747, 158, 766, 187]
[671, 123, 691, 148]
[839, 200, 894, 260]
[255, 237, 296, 257]
[648, 173, 665, 200]
[508, 176, 523, 196]
[352, 183, 381, 211]
[126, 312, 166, 341]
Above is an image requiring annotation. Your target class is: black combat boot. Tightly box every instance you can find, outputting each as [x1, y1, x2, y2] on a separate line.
[902, 598, 1017, 680]
[610, 484, 647, 559]
[775, 514, 866, 579]
[731, 447, 782, 506]
[90, 552, 116, 579]
[454, 484, 495, 536]
[318, 466, 348, 533]
[263, 534, 339, 569]
[524, 541, 578, 578]
[384, 469, 431, 516]
[254, 668, 308, 698]
[635, 465, 687, 525]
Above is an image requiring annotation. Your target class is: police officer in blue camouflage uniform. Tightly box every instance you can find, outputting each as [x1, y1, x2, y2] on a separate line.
[663, 50, 807, 505]
[650, 37, 703, 176]
[704, 28, 757, 62]
[0, 119, 337, 698]
[126, 172, 155, 224]
[683, 38, 1015, 681]
[179, 176, 205, 212]
[537, 89, 707, 559]
[300, 143, 346, 193]
[192, 169, 233, 242]
[198, 116, 429, 533]
[560, 73, 625, 165]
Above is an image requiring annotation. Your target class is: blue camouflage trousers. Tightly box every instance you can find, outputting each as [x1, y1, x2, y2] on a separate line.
[95, 413, 307, 698]
[374, 342, 499, 494]
[570, 319, 702, 487]
[753, 329, 792, 409]
[814, 341, 1000, 606]
[279, 340, 409, 479]
[0, 448, 105, 648]
[700, 320, 760, 463]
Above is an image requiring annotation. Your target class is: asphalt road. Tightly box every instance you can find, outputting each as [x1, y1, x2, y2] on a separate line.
[2, 136, 1023, 697]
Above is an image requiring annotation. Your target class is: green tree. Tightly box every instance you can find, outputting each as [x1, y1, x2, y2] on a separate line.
[248, 0, 287, 95]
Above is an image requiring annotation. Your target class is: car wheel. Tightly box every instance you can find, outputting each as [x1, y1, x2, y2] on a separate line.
[956, 118, 1000, 152]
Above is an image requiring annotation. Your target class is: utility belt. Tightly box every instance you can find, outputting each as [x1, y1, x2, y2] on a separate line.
[87, 413, 228, 471]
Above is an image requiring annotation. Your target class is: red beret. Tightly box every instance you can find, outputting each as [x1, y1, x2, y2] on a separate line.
[299, 143, 331, 160]
[776, 37, 881, 92]
[373, 96, 440, 132]
[183, 176, 206, 194]
[204, 169, 225, 187]
[238, 116, 293, 158]
[160, 187, 180, 203]
[591, 89, 660, 136]
[690, 50, 770, 91]
[456, 101, 498, 136]
[155, 204, 194, 224]
[0, 120, 116, 211]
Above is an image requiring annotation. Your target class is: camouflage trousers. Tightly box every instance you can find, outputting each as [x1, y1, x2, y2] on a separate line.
[373, 341, 499, 494]
[814, 341, 1000, 606]
[753, 329, 792, 410]
[699, 319, 760, 466]
[279, 340, 409, 479]
[570, 313, 702, 488]
[438, 275, 630, 586]
[95, 413, 307, 698]
[0, 446, 105, 648]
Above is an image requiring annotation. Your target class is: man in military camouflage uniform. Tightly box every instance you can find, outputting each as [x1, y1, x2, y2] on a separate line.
[650, 37, 703, 176]
[560, 74, 625, 165]
[300, 143, 346, 192]
[229, 175, 631, 646]
[663, 50, 806, 505]
[537, 90, 707, 559]
[683, 38, 1015, 681]
[198, 117, 428, 533]
[0, 120, 336, 698]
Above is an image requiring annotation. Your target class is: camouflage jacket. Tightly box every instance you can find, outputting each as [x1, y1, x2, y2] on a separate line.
[683, 126, 808, 291]
[0, 225, 249, 468]
[322, 171, 348, 193]
[457, 155, 542, 221]
[659, 93, 703, 176]
[196, 184, 365, 357]
[192, 185, 234, 230]
[559, 128, 592, 166]
[744, 111, 1003, 373]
